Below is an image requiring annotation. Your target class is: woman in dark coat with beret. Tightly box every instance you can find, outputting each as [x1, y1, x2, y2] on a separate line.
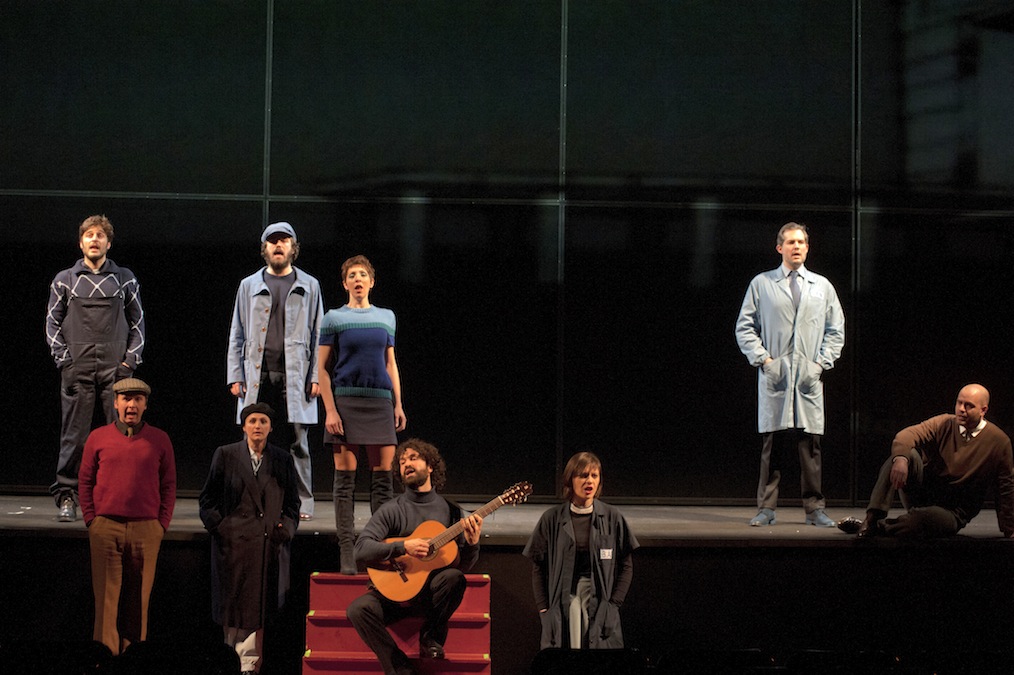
[199, 403, 300, 674]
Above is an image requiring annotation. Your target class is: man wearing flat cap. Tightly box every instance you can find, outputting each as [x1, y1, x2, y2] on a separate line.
[199, 402, 300, 674]
[227, 222, 323, 521]
[78, 377, 176, 655]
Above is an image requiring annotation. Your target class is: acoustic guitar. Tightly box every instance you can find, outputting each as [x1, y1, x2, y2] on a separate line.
[368, 481, 533, 601]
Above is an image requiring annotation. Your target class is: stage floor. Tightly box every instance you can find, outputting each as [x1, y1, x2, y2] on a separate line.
[5, 494, 1014, 674]
[3, 494, 1009, 546]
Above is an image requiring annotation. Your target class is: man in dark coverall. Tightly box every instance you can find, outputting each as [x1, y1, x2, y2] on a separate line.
[45, 215, 145, 522]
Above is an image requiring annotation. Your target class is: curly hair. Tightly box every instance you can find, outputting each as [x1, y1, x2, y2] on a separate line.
[562, 451, 602, 501]
[395, 438, 447, 492]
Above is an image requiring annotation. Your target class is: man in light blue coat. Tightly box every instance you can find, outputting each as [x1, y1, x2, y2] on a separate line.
[735, 222, 845, 527]
[228, 222, 324, 519]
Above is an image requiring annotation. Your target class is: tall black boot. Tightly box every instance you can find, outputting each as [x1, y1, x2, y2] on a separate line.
[333, 469, 357, 575]
[370, 469, 394, 514]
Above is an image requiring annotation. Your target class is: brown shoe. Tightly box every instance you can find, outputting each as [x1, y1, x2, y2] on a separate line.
[836, 516, 863, 534]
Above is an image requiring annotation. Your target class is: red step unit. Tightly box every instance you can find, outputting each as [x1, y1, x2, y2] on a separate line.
[303, 572, 491, 675]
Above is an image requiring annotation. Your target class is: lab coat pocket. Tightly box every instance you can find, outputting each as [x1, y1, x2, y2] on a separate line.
[763, 357, 789, 392]
[799, 360, 823, 394]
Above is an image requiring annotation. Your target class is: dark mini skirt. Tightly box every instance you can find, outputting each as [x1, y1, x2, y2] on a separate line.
[324, 396, 398, 446]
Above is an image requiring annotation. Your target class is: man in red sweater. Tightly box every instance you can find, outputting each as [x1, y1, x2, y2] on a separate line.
[79, 377, 176, 654]
[851, 383, 1014, 539]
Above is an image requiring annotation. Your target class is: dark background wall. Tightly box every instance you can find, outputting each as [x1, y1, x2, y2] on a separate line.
[4, 1, 1014, 505]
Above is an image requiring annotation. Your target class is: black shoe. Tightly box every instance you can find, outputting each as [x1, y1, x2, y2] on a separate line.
[837, 516, 863, 534]
[856, 514, 883, 539]
[419, 638, 445, 659]
[390, 648, 414, 674]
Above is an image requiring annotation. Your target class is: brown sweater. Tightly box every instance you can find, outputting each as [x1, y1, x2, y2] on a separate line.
[892, 414, 1014, 533]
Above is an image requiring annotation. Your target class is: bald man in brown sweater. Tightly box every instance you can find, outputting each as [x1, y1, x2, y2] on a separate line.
[852, 384, 1014, 539]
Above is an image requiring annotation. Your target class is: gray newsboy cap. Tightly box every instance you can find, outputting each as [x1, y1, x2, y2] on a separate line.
[261, 222, 297, 243]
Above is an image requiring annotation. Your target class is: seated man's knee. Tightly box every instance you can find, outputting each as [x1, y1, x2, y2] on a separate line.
[346, 594, 377, 627]
[431, 567, 465, 589]
[908, 506, 958, 538]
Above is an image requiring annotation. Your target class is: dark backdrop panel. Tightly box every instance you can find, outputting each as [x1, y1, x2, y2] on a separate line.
[10, 197, 263, 492]
[566, 1, 854, 190]
[1, 0, 267, 194]
[858, 0, 1014, 195]
[562, 207, 853, 501]
[854, 209, 1014, 500]
[7, 1, 1014, 508]
[269, 0, 562, 197]
[266, 199, 560, 500]
[9, 196, 558, 498]
[858, 0, 904, 189]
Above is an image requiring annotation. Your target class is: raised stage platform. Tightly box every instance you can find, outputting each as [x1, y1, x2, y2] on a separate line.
[5, 494, 1010, 543]
[3, 496, 1014, 673]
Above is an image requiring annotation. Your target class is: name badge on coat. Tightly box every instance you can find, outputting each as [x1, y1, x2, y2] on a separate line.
[600, 548, 613, 560]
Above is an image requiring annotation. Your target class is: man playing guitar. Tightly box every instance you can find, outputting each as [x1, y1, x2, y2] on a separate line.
[347, 438, 483, 675]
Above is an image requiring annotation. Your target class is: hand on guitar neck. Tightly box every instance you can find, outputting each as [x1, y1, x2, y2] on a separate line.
[402, 513, 482, 559]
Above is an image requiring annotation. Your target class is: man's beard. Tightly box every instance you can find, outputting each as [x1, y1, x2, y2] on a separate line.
[402, 466, 430, 490]
[266, 251, 294, 273]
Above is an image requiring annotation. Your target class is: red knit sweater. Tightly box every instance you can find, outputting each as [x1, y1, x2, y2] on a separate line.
[79, 423, 177, 531]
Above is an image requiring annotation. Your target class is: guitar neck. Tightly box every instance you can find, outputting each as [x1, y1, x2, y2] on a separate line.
[428, 495, 505, 550]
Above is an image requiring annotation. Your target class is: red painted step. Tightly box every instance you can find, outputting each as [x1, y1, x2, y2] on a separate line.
[303, 573, 491, 675]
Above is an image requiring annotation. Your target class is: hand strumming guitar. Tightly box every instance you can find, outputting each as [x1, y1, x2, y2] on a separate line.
[403, 537, 433, 559]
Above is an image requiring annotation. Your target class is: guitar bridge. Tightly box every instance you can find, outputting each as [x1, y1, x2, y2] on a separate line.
[391, 559, 408, 583]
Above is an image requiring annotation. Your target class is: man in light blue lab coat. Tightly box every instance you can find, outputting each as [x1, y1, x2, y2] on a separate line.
[735, 222, 845, 527]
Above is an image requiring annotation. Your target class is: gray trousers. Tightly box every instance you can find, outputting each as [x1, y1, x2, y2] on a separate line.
[567, 576, 593, 649]
[757, 429, 825, 512]
[260, 371, 314, 516]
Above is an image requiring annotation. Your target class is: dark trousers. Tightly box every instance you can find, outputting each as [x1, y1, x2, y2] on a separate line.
[866, 449, 961, 538]
[51, 357, 121, 505]
[347, 568, 467, 675]
[258, 370, 314, 515]
[757, 429, 825, 512]
[258, 371, 296, 450]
